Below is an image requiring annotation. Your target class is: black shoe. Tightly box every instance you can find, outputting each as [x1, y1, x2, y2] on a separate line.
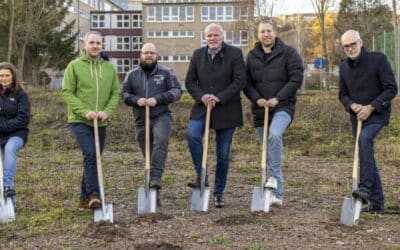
[362, 204, 384, 214]
[352, 189, 369, 204]
[4, 187, 16, 198]
[149, 179, 161, 189]
[187, 177, 209, 188]
[214, 195, 224, 208]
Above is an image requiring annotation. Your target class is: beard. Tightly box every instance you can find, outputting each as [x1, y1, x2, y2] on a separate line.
[140, 59, 157, 70]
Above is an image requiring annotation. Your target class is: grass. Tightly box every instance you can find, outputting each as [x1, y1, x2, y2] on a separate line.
[1, 87, 400, 247]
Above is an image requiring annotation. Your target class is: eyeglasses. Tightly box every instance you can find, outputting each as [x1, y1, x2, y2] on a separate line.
[342, 39, 360, 49]
[141, 51, 156, 55]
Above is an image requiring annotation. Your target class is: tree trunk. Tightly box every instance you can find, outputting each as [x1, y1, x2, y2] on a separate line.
[392, 0, 398, 84]
[7, 0, 15, 62]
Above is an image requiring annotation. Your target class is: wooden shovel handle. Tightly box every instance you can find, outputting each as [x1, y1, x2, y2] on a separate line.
[145, 105, 150, 170]
[261, 106, 269, 170]
[94, 118, 104, 188]
[201, 105, 211, 170]
[352, 120, 362, 184]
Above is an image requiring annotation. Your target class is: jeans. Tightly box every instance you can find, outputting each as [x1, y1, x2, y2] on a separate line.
[352, 121, 384, 208]
[2, 136, 25, 205]
[256, 111, 291, 199]
[187, 116, 235, 197]
[70, 123, 106, 200]
[135, 113, 172, 182]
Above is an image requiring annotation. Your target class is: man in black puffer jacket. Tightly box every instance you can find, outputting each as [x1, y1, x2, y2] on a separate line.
[244, 21, 303, 206]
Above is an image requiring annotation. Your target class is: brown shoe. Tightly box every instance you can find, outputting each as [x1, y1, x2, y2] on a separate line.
[79, 198, 90, 209]
[88, 192, 101, 209]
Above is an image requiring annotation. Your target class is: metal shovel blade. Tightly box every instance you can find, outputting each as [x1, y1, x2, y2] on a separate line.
[190, 187, 210, 212]
[138, 187, 157, 214]
[0, 197, 15, 223]
[94, 203, 113, 223]
[251, 187, 271, 213]
[340, 197, 362, 226]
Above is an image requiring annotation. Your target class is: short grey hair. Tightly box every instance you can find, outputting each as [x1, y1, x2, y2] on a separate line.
[341, 30, 361, 40]
[84, 31, 102, 41]
[204, 23, 224, 35]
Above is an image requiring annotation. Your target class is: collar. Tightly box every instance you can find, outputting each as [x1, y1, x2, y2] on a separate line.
[207, 45, 223, 60]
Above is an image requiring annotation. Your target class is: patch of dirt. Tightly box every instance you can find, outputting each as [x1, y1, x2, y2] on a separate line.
[214, 213, 260, 226]
[135, 242, 183, 250]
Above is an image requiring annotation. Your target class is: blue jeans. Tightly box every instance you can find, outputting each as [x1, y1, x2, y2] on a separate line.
[2, 136, 25, 205]
[70, 123, 106, 200]
[256, 111, 291, 199]
[187, 116, 235, 197]
[135, 113, 172, 181]
[352, 121, 384, 208]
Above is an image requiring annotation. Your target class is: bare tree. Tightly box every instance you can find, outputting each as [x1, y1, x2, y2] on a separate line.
[310, 0, 336, 73]
[7, 0, 15, 62]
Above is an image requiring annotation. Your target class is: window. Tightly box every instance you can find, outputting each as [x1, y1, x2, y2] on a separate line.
[201, 6, 243, 21]
[92, 14, 105, 28]
[132, 14, 142, 28]
[116, 59, 131, 73]
[132, 36, 142, 51]
[147, 6, 194, 22]
[116, 14, 130, 28]
[158, 55, 191, 62]
[116, 37, 130, 51]
[147, 31, 195, 38]
[132, 59, 140, 67]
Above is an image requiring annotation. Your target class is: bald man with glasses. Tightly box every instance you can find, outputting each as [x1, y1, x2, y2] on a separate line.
[339, 30, 397, 214]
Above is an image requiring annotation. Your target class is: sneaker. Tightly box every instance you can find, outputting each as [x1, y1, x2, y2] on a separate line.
[79, 198, 90, 209]
[265, 177, 277, 190]
[88, 192, 101, 209]
[214, 195, 224, 208]
[187, 177, 209, 189]
[352, 189, 369, 204]
[271, 195, 283, 206]
[4, 187, 16, 198]
[362, 204, 384, 214]
[149, 179, 161, 189]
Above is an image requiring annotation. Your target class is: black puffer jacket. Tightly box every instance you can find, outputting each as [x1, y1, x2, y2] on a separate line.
[244, 38, 303, 127]
[0, 88, 31, 145]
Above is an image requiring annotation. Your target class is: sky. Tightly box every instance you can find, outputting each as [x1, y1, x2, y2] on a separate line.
[272, 0, 339, 16]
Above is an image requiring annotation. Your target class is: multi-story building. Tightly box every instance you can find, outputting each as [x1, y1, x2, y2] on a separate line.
[142, 0, 253, 83]
[50, 0, 124, 88]
[91, 10, 143, 81]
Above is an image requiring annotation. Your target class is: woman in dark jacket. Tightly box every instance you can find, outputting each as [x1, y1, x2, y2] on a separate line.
[0, 62, 31, 207]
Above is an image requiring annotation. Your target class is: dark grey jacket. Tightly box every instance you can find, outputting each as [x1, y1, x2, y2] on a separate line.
[244, 39, 304, 128]
[185, 42, 246, 130]
[122, 63, 182, 125]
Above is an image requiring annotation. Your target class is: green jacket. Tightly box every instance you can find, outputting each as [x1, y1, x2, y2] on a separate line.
[62, 53, 121, 127]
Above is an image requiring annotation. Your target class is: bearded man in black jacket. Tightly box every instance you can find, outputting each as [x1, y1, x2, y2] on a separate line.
[244, 21, 303, 207]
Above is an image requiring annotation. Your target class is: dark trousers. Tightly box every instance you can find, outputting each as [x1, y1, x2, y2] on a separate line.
[70, 123, 106, 199]
[135, 113, 172, 182]
[352, 121, 384, 208]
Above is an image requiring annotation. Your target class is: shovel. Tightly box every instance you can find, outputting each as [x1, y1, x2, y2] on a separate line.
[137, 105, 157, 214]
[190, 104, 211, 212]
[251, 106, 272, 212]
[0, 148, 16, 223]
[93, 118, 114, 223]
[340, 120, 362, 226]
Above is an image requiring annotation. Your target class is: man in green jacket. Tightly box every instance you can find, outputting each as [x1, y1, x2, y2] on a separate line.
[62, 31, 121, 209]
